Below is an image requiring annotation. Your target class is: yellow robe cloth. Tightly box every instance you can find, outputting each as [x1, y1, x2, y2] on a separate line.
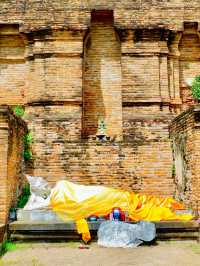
[50, 181, 193, 242]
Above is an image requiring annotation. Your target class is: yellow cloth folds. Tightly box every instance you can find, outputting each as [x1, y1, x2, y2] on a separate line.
[76, 219, 91, 243]
[50, 181, 193, 242]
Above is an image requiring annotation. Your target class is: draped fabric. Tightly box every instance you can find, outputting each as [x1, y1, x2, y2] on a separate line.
[50, 181, 193, 242]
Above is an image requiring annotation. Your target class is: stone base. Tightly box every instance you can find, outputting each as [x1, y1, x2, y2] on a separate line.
[17, 209, 62, 222]
[9, 220, 200, 242]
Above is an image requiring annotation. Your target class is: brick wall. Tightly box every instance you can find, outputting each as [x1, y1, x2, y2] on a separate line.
[1, 9, 200, 111]
[26, 30, 83, 104]
[1, 1, 200, 32]
[83, 11, 122, 140]
[1, 2, 200, 208]
[23, 103, 174, 197]
[0, 25, 26, 106]
[121, 28, 169, 104]
[170, 105, 200, 208]
[179, 23, 200, 110]
[0, 107, 26, 224]
[0, 108, 9, 223]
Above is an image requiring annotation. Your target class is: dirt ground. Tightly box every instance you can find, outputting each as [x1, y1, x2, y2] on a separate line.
[0, 241, 200, 266]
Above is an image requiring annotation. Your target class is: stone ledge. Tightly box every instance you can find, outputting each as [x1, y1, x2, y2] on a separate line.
[9, 220, 200, 231]
[9, 220, 200, 242]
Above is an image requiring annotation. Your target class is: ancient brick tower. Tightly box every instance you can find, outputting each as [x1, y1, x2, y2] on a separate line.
[1, 1, 200, 223]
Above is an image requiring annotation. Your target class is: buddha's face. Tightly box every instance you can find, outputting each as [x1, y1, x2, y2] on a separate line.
[26, 175, 51, 199]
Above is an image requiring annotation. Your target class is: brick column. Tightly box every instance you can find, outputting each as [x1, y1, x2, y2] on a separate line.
[83, 11, 122, 140]
[168, 32, 182, 111]
[0, 107, 9, 224]
[0, 106, 26, 224]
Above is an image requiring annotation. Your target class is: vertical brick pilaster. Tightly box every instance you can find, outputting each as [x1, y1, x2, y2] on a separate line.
[0, 108, 9, 224]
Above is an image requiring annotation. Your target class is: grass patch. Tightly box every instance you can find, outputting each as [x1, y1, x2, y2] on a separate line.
[31, 257, 44, 266]
[160, 240, 200, 254]
[0, 258, 20, 266]
[187, 243, 200, 254]
[0, 240, 81, 256]
[0, 241, 17, 256]
[0, 241, 33, 257]
[0, 257, 44, 266]
[13, 242, 34, 250]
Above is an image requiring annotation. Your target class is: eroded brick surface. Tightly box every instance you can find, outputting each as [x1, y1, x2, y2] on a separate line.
[169, 107, 200, 209]
[1, 1, 200, 220]
[0, 107, 26, 223]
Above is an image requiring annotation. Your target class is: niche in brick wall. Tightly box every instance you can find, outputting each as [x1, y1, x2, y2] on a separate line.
[179, 22, 200, 110]
[82, 10, 122, 140]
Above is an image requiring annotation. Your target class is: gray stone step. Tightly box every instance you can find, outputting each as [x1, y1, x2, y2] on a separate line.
[9, 220, 101, 231]
[10, 220, 200, 231]
[8, 220, 200, 242]
[9, 220, 101, 241]
[17, 209, 62, 222]
[10, 210, 200, 242]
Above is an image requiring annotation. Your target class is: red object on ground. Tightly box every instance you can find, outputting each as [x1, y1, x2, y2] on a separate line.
[79, 245, 90, 249]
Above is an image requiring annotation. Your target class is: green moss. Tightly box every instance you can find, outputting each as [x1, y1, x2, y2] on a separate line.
[23, 133, 33, 161]
[23, 133, 33, 146]
[23, 150, 32, 161]
[12, 105, 24, 117]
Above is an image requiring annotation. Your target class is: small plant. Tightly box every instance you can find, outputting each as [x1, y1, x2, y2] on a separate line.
[23, 150, 32, 161]
[0, 241, 16, 256]
[16, 183, 30, 208]
[172, 163, 176, 177]
[23, 132, 33, 161]
[23, 133, 33, 146]
[191, 75, 200, 100]
[12, 105, 24, 117]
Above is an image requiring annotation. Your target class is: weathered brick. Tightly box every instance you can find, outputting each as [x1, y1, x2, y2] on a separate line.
[0, 1, 200, 222]
[0, 107, 26, 223]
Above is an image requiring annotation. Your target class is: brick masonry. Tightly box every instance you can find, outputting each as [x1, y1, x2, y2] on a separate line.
[0, 107, 26, 224]
[1, 1, 200, 221]
[24, 104, 174, 198]
[83, 11, 122, 139]
[170, 105, 200, 209]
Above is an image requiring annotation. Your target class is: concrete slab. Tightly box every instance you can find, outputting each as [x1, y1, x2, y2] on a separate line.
[17, 209, 62, 222]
